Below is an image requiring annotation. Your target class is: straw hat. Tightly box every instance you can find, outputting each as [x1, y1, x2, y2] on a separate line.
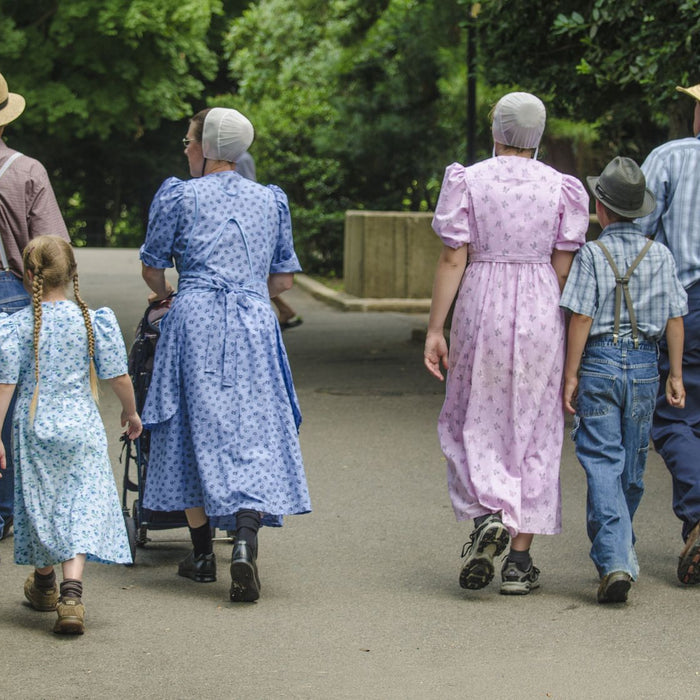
[676, 84, 700, 103]
[0, 73, 26, 127]
[587, 156, 656, 219]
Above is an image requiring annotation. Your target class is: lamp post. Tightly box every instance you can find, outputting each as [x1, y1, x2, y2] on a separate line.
[466, 3, 481, 165]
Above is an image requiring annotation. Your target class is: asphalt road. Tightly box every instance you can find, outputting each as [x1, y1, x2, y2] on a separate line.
[0, 248, 697, 699]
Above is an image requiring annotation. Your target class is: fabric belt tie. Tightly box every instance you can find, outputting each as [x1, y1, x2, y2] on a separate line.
[178, 275, 267, 388]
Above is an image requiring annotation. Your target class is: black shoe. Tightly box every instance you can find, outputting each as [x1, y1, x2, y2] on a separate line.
[178, 550, 216, 583]
[597, 570, 631, 603]
[230, 540, 260, 602]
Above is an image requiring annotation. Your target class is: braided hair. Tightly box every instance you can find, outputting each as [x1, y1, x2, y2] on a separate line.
[22, 236, 99, 422]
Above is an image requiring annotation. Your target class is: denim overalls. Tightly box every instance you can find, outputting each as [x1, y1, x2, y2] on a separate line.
[573, 239, 657, 579]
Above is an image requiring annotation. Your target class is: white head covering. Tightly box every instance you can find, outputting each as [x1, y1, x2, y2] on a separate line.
[491, 92, 546, 150]
[202, 107, 254, 162]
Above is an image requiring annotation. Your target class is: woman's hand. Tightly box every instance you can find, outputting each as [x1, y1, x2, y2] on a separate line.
[424, 330, 449, 381]
[121, 411, 143, 440]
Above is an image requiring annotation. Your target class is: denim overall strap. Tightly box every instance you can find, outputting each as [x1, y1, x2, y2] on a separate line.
[594, 238, 654, 348]
[0, 152, 23, 271]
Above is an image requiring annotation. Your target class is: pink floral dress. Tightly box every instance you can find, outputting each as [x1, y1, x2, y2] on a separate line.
[433, 157, 589, 535]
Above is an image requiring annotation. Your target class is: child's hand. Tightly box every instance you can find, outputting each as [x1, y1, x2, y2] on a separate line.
[121, 411, 143, 440]
[0, 442, 5, 475]
[563, 374, 579, 415]
[666, 374, 686, 409]
[424, 330, 449, 381]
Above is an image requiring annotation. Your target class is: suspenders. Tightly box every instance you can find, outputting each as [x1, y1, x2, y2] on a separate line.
[0, 151, 23, 272]
[593, 238, 654, 348]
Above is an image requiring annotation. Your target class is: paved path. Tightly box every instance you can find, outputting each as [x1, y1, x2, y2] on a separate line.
[1, 249, 697, 699]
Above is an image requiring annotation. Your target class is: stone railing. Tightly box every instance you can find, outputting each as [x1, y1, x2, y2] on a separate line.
[343, 211, 601, 300]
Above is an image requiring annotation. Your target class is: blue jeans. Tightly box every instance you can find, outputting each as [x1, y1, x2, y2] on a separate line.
[652, 281, 700, 541]
[572, 336, 659, 580]
[0, 271, 30, 532]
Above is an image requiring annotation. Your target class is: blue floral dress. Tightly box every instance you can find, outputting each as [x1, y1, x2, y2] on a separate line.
[139, 171, 311, 529]
[0, 302, 132, 567]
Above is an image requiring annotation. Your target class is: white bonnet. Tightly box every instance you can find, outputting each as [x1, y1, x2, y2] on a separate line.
[491, 92, 546, 149]
[202, 107, 254, 162]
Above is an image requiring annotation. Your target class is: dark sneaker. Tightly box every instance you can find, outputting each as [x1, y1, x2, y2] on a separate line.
[53, 598, 85, 635]
[500, 559, 540, 595]
[678, 522, 700, 585]
[178, 551, 217, 583]
[459, 514, 510, 589]
[230, 540, 260, 602]
[597, 570, 632, 603]
[24, 573, 59, 611]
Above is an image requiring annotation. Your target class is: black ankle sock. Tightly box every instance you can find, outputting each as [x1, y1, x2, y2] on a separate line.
[34, 569, 56, 590]
[235, 509, 260, 549]
[507, 548, 532, 570]
[60, 579, 83, 600]
[189, 521, 213, 556]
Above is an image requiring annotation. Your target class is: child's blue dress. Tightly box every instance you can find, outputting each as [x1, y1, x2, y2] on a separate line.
[0, 301, 131, 567]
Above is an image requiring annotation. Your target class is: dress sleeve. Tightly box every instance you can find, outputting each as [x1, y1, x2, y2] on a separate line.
[268, 184, 302, 274]
[0, 314, 19, 384]
[555, 175, 590, 251]
[559, 244, 598, 317]
[432, 163, 470, 248]
[92, 308, 129, 380]
[139, 177, 185, 269]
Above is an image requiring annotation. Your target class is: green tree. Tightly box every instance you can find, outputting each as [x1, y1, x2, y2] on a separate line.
[477, 0, 700, 164]
[0, 0, 223, 245]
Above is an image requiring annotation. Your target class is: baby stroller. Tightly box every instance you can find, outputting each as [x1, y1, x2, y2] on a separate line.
[120, 296, 190, 563]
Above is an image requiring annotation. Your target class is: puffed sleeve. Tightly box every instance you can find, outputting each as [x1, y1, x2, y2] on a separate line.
[559, 244, 598, 318]
[139, 177, 185, 269]
[92, 308, 129, 380]
[0, 314, 19, 384]
[268, 184, 302, 274]
[432, 163, 471, 248]
[555, 174, 590, 251]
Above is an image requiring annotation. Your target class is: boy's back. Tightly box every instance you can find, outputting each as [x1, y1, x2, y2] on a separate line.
[559, 156, 687, 605]
[561, 223, 687, 343]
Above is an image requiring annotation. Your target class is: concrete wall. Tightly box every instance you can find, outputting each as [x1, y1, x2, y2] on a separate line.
[343, 211, 601, 299]
[343, 211, 441, 299]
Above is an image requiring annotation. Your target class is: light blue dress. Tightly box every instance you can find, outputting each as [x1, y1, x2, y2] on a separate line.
[139, 171, 311, 529]
[0, 302, 132, 567]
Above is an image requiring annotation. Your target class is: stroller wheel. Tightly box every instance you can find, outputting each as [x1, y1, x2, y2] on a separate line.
[124, 513, 137, 566]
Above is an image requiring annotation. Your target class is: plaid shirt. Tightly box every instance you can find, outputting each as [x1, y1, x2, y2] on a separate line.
[0, 140, 69, 277]
[560, 222, 688, 342]
[638, 135, 700, 289]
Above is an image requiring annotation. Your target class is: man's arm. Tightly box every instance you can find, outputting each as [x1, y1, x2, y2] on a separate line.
[665, 316, 686, 408]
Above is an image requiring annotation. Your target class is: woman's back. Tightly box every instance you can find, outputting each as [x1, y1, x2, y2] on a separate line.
[146, 172, 288, 286]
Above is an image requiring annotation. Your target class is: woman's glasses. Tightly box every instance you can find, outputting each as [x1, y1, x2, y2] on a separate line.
[182, 138, 193, 148]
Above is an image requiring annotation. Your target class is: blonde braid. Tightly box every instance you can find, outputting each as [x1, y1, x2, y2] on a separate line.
[73, 274, 99, 403]
[28, 271, 44, 422]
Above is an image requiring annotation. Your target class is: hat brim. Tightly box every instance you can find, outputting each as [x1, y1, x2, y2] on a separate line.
[0, 93, 25, 127]
[587, 175, 657, 219]
[676, 85, 700, 103]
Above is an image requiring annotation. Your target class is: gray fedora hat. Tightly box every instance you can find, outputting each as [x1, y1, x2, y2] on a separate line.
[587, 156, 656, 219]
